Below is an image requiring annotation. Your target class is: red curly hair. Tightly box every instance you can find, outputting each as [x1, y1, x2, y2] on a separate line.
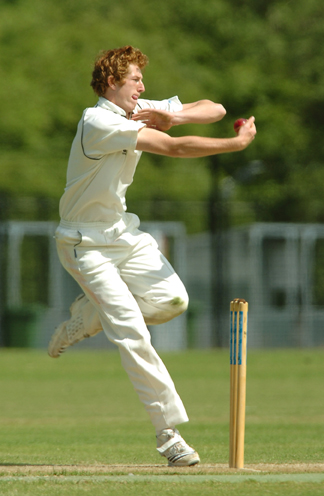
[90, 45, 149, 97]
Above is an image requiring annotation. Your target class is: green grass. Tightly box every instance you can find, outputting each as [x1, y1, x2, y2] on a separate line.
[0, 480, 324, 496]
[0, 348, 323, 495]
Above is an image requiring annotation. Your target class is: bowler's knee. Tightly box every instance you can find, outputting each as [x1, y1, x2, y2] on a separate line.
[145, 290, 189, 325]
[169, 293, 189, 316]
[162, 291, 189, 322]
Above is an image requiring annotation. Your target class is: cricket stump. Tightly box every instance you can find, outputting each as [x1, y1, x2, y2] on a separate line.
[229, 298, 248, 469]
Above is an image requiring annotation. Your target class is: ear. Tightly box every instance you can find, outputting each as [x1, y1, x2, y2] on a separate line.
[107, 75, 116, 90]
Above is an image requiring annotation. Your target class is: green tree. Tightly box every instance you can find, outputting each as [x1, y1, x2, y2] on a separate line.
[0, 0, 323, 229]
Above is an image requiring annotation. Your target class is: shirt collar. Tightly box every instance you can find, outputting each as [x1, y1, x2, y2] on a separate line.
[97, 97, 128, 117]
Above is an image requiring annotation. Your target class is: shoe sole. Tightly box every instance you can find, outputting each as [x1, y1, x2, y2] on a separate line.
[48, 322, 68, 358]
[168, 458, 200, 467]
[167, 453, 200, 467]
[48, 295, 86, 358]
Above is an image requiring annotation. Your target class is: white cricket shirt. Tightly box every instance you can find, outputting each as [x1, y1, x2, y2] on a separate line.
[59, 96, 182, 227]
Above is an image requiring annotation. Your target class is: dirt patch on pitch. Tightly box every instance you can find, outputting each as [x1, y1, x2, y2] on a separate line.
[0, 463, 323, 476]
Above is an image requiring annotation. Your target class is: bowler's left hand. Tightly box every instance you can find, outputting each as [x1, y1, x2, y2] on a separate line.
[132, 108, 173, 131]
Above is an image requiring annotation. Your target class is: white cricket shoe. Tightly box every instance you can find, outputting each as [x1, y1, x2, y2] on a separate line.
[48, 294, 93, 358]
[156, 428, 200, 467]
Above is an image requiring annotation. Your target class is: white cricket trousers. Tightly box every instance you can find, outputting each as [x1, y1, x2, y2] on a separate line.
[55, 214, 189, 432]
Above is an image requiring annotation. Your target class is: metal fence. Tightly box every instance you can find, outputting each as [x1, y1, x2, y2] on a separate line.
[187, 223, 324, 349]
[1, 221, 324, 350]
[0, 221, 187, 351]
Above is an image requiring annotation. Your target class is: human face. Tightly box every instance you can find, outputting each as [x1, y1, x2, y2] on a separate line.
[109, 64, 145, 114]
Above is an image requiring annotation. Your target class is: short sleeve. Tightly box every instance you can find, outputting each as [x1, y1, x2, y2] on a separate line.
[136, 96, 183, 113]
[81, 108, 145, 158]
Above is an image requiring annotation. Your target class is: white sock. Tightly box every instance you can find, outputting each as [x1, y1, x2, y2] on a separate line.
[156, 426, 175, 437]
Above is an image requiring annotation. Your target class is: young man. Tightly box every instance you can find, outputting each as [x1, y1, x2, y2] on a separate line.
[48, 45, 256, 467]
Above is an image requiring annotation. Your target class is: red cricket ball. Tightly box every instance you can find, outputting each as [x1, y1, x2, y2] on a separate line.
[234, 118, 247, 134]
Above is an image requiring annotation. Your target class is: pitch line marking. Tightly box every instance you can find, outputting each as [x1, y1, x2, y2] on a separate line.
[0, 474, 324, 483]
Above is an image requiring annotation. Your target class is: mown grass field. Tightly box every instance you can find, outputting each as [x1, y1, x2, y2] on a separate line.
[0, 348, 323, 495]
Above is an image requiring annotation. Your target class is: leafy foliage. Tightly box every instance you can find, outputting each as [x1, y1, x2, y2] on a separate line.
[0, 0, 323, 229]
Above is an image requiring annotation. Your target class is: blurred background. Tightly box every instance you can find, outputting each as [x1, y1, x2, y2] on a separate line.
[0, 0, 324, 351]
